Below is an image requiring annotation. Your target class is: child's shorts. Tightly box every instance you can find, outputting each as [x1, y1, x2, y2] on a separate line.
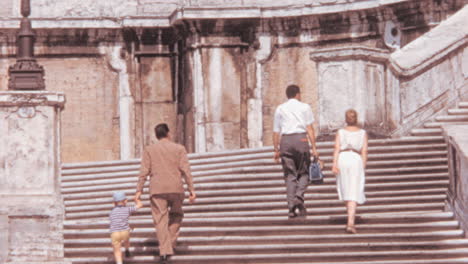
[111, 230, 130, 246]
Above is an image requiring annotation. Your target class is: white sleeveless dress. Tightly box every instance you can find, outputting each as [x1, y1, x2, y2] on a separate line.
[336, 128, 366, 204]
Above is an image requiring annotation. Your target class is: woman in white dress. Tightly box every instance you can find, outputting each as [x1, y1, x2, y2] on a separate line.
[332, 109, 368, 234]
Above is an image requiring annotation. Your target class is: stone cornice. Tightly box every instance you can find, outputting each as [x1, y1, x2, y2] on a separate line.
[389, 5, 468, 78]
[0, 91, 66, 109]
[310, 46, 390, 62]
[0, 0, 420, 29]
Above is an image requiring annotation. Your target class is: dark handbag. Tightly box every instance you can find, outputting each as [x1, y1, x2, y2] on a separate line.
[309, 157, 325, 184]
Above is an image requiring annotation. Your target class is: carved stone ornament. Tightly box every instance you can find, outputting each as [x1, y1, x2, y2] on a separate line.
[7, 0, 46, 90]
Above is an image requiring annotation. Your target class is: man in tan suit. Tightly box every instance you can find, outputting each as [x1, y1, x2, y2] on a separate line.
[134, 123, 196, 264]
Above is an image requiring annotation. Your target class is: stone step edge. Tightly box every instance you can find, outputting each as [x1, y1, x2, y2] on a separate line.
[61, 147, 449, 177]
[64, 248, 468, 261]
[64, 202, 447, 219]
[63, 257, 468, 264]
[64, 220, 460, 234]
[62, 136, 445, 169]
[64, 210, 454, 227]
[64, 194, 447, 213]
[61, 179, 450, 197]
[61, 170, 449, 190]
[64, 239, 468, 253]
[61, 155, 449, 178]
[63, 187, 448, 205]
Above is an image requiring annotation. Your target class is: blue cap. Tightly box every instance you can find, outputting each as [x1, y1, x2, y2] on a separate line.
[113, 191, 127, 202]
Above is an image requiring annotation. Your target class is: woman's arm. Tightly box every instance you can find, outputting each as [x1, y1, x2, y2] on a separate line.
[332, 130, 341, 175]
[361, 132, 368, 169]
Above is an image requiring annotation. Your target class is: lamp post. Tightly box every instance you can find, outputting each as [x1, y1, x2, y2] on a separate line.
[8, 0, 45, 90]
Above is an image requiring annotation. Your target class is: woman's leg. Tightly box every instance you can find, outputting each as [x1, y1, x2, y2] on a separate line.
[345, 201, 357, 233]
[346, 201, 357, 226]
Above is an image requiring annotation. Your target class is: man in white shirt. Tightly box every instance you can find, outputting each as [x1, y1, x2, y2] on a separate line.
[273, 84, 318, 219]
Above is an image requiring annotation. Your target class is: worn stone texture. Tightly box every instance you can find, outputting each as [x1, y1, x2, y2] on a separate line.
[388, 5, 468, 137]
[0, 91, 69, 264]
[0, 58, 15, 91]
[0, 106, 55, 195]
[444, 125, 468, 235]
[40, 58, 120, 162]
[1, 0, 465, 161]
[139, 57, 174, 103]
[0, 0, 15, 18]
[138, 56, 178, 146]
[262, 47, 318, 146]
[310, 46, 388, 136]
[198, 47, 243, 152]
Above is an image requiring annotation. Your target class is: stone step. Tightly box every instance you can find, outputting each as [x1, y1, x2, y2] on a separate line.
[435, 115, 468, 122]
[61, 169, 448, 191]
[64, 194, 447, 215]
[64, 220, 460, 238]
[65, 248, 468, 264]
[448, 109, 468, 115]
[424, 122, 468, 128]
[65, 239, 468, 257]
[64, 211, 457, 228]
[61, 164, 449, 192]
[61, 145, 447, 178]
[65, 201, 446, 220]
[61, 148, 448, 183]
[60, 159, 447, 186]
[458, 102, 468, 108]
[61, 175, 449, 199]
[60, 137, 445, 171]
[410, 128, 443, 136]
[64, 187, 448, 208]
[60, 135, 465, 264]
[64, 227, 465, 244]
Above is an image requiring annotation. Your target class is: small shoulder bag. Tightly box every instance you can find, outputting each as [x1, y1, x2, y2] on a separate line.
[309, 156, 325, 184]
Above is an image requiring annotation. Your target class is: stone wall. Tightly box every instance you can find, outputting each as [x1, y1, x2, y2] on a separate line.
[1, 0, 466, 162]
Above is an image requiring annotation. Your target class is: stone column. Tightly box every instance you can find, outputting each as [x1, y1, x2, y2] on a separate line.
[248, 33, 272, 148]
[310, 46, 389, 136]
[0, 91, 70, 264]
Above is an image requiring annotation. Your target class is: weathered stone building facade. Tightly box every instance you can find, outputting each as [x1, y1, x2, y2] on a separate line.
[0, 0, 466, 162]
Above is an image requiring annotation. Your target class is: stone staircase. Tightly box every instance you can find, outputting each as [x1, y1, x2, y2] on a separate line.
[410, 101, 468, 137]
[61, 135, 468, 264]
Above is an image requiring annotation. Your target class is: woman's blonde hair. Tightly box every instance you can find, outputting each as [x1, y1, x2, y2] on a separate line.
[345, 109, 358, 126]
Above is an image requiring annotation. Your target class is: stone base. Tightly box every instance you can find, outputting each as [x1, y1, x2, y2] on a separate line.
[0, 91, 67, 264]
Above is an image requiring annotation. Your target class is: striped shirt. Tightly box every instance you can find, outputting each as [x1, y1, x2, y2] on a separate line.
[109, 205, 137, 233]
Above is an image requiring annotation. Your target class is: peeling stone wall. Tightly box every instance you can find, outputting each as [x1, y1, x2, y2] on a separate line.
[262, 47, 318, 145]
[137, 56, 177, 147]
[42, 57, 120, 162]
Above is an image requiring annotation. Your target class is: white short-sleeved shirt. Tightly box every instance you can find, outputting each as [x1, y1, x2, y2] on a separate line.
[273, 98, 314, 135]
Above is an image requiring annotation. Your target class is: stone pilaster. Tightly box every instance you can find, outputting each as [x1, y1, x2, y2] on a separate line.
[0, 91, 70, 264]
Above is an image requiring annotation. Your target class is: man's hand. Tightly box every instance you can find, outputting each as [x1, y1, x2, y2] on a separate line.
[273, 150, 280, 163]
[189, 191, 197, 204]
[134, 191, 141, 203]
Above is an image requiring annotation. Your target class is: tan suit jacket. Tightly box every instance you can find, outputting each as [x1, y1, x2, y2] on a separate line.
[136, 139, 194, 195]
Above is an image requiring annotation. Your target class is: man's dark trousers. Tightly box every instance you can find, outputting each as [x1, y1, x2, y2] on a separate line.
[280, 133, 311, 213]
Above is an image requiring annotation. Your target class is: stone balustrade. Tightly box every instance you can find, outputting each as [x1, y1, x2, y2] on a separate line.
[443, 124, 468, 235]
[387, 4, 468, 137]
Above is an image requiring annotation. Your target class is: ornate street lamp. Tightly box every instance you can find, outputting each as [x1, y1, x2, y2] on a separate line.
[8, 0, 45, 90]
